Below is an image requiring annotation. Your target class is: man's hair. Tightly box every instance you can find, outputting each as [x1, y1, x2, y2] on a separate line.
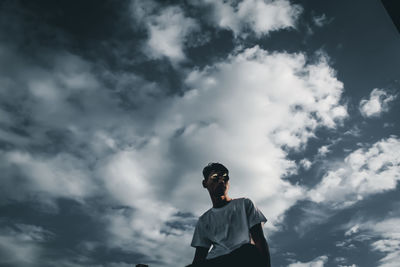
[202, 162, 229, 180]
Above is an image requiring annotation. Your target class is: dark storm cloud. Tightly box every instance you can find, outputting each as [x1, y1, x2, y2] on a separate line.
[0, 1, 165, 265]
[271, 194, 400, 266]
[0, 0, 241, 94]
[0, 0, 188, 98]
[161, 211, 197, 234]
[0, 200, 156, 266]
[0, 0, 133, 63]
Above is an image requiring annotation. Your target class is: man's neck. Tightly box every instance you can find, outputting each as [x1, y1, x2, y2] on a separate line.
[211, 195, 232, 209]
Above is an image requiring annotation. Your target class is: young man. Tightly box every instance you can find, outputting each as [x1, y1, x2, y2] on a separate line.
[188, 163, 271, 267]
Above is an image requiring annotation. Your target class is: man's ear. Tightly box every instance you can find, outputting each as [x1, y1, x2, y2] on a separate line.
[202, 179, 207, 188]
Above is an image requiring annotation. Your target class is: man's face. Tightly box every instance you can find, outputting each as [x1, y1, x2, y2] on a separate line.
[203, 170, 230, 197]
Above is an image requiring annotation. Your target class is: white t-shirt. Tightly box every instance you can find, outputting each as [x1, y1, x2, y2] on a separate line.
[191, 197, 267, 259]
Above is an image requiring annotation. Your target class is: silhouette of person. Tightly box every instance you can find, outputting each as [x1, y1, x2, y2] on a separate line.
[187, 163, 271, 267]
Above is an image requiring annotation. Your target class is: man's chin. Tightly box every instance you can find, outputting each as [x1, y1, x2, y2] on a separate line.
[215, 187, 226, 196]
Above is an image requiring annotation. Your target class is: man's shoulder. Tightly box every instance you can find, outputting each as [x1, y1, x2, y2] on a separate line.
[235, 197, 258, 210]
[198, 207, 213, 221]
[235, 197, 250, 201]
[234, 197, 252, 204]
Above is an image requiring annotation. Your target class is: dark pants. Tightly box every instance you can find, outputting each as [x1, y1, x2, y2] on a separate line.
[187, 244, 264, 267]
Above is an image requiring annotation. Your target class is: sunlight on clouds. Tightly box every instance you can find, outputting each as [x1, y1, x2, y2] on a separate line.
[1, 1, 399, 266]
[88, 44, 349, 264]
[98, 145, 173, 209]
[300, 158, 312, 170]
[308, 137, 400, 208]
[317, 145, 330, 157]
[359, 88, 396, 118]
[344, 224, 360, 237]
[146, 6, 198, 61]
[334, 256, 357, 267]
[292, 136, 400, 234]
[98, 146, 197, 266]
[131, 0, 199, 62]
[0, 37, 349, 265]
[152, 46, 347, 228]
[288, 255, 328, 267]
[104, 206, 194, 267]
[193, 0, 302, 38]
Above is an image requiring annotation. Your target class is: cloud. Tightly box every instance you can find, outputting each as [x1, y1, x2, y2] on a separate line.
[0, 223, 53, 266]
[291, 202, 335, 236]
[156, 46, 347, 223]
[359, 88, 396, 118]
[2, 1, 398, 267]
[335, 226, 373, 251]
[308, 137, 400, 208]
[193, 0, 302, 38]
[317, 145, 330, 157]
[343, 218, 400, 267]
[312, 14, 332, 28]
[288, 255, 328, 267]
[334, 257, 357, 267]
[0, 28, 348, 266]
[81, 45, 347, 264]
[0, 151, 96, 204]
[131, 0, 199, 62]
[0, 45, 137, 205]
[369, 219, 400, 267]
[344, 224, 360, 236]
[300, 158, 312, 170]
[344, 126, 361, 137]
[103, 207, 195, 267]
[0, 38, 188, 265]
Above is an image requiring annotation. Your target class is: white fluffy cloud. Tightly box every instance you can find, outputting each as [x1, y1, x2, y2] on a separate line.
[359, 88, 396, 118]
[130, 0, 303, 61]
[300, 158, 312, 170]
[151, 46, 347, 223]
[288, 255, 328, 267]
[86, 45, 347, 264]
[104, 207, 194, 267]
[194, 0, 302, 37]
[308, 137, 400, 208]
[317, 145, 330, 157]
[131, 0, 199, 62]
[0, 40, 348, 265]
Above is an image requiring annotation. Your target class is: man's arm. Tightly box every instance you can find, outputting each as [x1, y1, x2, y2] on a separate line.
[250, 223, 271, 267]
[192, 246, 208, 265]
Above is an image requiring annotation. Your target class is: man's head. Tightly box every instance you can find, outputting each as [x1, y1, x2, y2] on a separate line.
[202, 162, 230, 197]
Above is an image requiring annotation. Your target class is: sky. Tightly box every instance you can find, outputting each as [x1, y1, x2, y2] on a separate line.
[0, 0, 399, 266]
